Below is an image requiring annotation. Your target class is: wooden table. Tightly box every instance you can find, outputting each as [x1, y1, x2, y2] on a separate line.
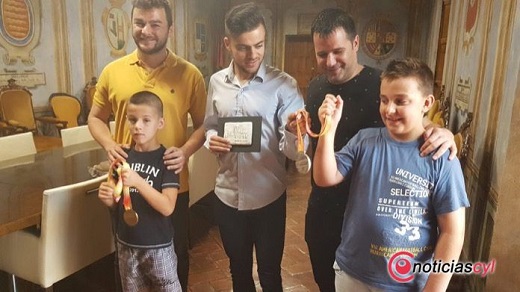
[33, 135, 63, 152]
[0, 140, 106, 236]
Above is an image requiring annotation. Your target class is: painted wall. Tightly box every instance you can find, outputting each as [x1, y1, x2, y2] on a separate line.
[0, 0, 417, 109]
[442, 0, 520, 290]
[280, 0, 412, 71]
[0, 0, 58, 108]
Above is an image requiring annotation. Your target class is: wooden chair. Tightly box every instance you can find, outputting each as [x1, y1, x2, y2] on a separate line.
[0, 120, 22, 136]
[48, 93, 82, 129]
[438, 87, 451, 128]
[0, 175, 115, 291]
[83, 77, 97, 118]
[432, 111, 445, 127]
[0, 132, 36, 161]
[428, 85, 450, 128]
[455, 112, 473, 162]
[0, 79, 63, 135]
[426, 100, 440, 121]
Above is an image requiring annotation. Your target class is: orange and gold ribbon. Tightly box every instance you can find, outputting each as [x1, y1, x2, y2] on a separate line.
[296, 109, 331, 140]
[108, 160, 138, 226]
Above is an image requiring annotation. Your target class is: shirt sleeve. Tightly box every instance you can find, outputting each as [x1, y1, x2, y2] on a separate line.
[92, 67, 110, 109]
[188, 69, 207, 129]
[431, 157, 470, 215]
[162, 166, 180, 190]
[204, 76, 219, 149]
[278, 75, 306, 161]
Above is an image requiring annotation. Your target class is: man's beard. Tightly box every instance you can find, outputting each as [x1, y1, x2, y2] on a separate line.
[134, 36, 168, 55]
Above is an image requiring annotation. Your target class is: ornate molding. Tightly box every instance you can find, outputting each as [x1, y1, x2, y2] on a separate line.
[52, 0, 71, 92]
[81, 0, 97, 80]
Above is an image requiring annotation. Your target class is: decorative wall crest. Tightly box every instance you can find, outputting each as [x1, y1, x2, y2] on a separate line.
[0, 0, 41, 65]
[194, 19, 207, 61]
[361, 18, 398, 61]
[102, 0, 130, 58]
[463, 0, 479, 53]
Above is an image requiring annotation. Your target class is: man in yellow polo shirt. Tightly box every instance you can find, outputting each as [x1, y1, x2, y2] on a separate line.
[88, 1, 206, 291]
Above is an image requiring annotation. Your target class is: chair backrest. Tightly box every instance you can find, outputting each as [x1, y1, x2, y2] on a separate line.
[188, 146, 218, 206]
[60, 125, 94, 146]
[456, 112, 473, 161]
[454, 132, 463, 156]
[109, 120, 116, 135]
[427, 100, 440, 121]
[40, 174, 114, 287]
[0, 132, 36, 161]
[0, 175, 115, 288]
[83, 77, 97, 117]
[432, 111, 444, 127]
[49, 93, 82, 128]
[0, 80, 37, 132]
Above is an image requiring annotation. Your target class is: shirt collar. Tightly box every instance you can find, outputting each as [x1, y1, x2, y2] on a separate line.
[224, 60, 265, 84]
[128, 49, 178, 68]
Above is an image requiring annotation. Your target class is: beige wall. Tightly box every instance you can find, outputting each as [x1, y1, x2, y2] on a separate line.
[487, 80, 520, 290]
[442, 0, 520, 290]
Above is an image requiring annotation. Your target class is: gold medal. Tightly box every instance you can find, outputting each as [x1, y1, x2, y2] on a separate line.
[122, 183, 138, 226]
[110, 160, 139, 226]
[123, 209, 139, 226]
[295, 111, 310, 174]
[295, 152, 311, 174]
[294, 110, 331, 174]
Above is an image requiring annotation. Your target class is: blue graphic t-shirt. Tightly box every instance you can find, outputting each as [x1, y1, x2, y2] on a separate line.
[334, 128, 470, 291]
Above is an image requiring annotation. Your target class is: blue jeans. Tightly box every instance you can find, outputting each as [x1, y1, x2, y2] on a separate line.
[214, 193, 286, 292]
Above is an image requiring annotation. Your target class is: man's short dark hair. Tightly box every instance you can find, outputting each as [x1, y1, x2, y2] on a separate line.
[128, 91, 164, 117]
[131, 0, 173, 28]
[225, 2, 266, 37]
[311, 8, 356, 41]
[381, 58, 434, 96]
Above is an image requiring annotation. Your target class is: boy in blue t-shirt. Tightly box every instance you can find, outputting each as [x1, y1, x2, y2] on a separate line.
[313, 58, 469, 291]
[98, 91, 181, 292]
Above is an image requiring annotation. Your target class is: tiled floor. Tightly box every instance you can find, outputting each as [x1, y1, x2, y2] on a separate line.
[0, 167, 319, 291]
[187, 168, 318, 292]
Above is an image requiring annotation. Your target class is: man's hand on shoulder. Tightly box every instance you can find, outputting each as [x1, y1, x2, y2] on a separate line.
[421, 125, 457, 160]
[105, 143, 130, 163]
[163, 147, 186, 174]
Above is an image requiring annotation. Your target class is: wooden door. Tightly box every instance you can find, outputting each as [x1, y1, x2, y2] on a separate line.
[434, 1, 450, 98]
[283, 35, 317, 100]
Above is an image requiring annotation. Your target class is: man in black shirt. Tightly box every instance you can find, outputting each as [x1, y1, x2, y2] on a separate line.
[287, 8, 457, 291]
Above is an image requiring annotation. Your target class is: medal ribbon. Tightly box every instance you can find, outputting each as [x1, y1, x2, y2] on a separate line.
[296, 112, 305, 153]
[296, 109, 331, 141]
[108, 160, 133, 211]
[294, 109, 331, 175]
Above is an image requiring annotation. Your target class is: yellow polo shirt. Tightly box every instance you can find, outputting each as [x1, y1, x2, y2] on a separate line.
[93, 49, 206, 193]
